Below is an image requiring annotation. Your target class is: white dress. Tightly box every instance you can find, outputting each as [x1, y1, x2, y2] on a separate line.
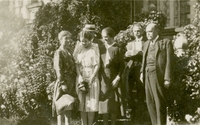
[74, 43, 100, 112]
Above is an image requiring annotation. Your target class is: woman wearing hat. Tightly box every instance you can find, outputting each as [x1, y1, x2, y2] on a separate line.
[52, 30, 76, 125]
[83, 24, 103, 46]
[73, 30, 100, 125]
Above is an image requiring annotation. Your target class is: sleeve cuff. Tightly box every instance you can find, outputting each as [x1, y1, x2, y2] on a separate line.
[116, 75, 120, 80]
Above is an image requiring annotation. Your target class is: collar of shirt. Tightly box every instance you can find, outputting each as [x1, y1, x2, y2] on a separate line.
[151, 35, 159, 44]
[135, 36, 143, 42]
[105, 42, 115, 49]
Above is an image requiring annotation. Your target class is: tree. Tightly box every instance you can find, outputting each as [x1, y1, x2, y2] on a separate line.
[167, 3, 200, 124]
[0, 0, 132, 124]
[0, 1, 25, 69]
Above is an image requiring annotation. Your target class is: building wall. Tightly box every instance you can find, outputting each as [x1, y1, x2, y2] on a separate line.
[139, 0, 196, 28]
[7, 0, 63, 23]
[137, 0, 198, 37]
[7, 0, 198, 36]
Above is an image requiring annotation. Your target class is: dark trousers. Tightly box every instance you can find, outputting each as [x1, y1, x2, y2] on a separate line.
[129, 65, 145, 101]
[128, 65, 145, 106]
[145, 68, 166, 125]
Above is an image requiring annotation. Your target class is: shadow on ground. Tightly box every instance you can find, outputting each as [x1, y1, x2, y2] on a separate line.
[95, 101, 151, 125]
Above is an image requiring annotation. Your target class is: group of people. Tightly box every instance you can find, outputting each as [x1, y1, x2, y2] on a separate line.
[52, 22, 174, 125]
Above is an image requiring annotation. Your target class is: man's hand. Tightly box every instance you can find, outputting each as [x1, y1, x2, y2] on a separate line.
[111, 75, 120, 88]
[164, 80, 170, 89]
[140, 73, 143, 83]
[61, 84, 68, 93]
[125, 51, 132, 57]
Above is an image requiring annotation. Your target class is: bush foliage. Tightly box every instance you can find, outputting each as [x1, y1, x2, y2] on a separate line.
[0, 0, 131, 124]
[167, 3, 200, 124]
[114, 10, 167, 50]
[0, 1, 82, 123]
[2, 0, 200, 124]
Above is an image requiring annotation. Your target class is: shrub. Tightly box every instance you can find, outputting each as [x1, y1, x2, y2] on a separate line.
[167, 3, 200, 124]
[0, 0, 146, 124]
[0, 0, 99, 123]
[0, 1, 79, 122]
[114, 10, 167, 50]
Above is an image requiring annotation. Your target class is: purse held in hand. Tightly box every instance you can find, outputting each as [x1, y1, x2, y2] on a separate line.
[55, 94, 75, 114]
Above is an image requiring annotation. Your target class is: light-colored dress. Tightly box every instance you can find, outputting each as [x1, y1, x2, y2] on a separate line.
[73, 43, 100, 112]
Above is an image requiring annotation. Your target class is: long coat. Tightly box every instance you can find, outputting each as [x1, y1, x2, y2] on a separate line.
[140, 37, 174, 86]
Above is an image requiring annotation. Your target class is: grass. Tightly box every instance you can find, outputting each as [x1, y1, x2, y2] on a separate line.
[0, 116, 82, 125]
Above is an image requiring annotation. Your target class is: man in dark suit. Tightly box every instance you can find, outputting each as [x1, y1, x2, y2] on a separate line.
[123, 23, 146, 115]
[140, 23, 174, 125]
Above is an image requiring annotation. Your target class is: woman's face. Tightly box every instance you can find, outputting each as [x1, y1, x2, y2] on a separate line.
[80, 37, 91, 48]
[60, 36, 71, 47]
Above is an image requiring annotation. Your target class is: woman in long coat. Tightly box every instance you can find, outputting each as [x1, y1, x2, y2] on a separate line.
[99, 27, 124, 125]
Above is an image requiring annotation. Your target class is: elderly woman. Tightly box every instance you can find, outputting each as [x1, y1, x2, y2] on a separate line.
[73, 30, 100, 125]
[53, 30, 76, 125]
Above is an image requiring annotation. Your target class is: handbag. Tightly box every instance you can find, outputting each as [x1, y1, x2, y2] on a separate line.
[55, 94, 75, 115]
[77, 81, 89, 94]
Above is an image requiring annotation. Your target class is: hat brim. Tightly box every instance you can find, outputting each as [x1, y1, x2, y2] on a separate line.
[83, 28, 96, 32]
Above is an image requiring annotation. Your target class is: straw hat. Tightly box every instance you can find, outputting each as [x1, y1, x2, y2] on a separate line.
[83, 24, 96, 31]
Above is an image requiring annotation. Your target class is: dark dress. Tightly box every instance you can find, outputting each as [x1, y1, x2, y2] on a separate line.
[99, 43, 125, 115]
[52, 48, 76, 116]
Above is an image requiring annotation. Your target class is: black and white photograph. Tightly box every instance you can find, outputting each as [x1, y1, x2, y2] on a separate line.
[0, 0, 200, 125]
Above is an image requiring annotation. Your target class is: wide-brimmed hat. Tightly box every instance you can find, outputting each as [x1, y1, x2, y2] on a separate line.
[83, 24, 96, 31]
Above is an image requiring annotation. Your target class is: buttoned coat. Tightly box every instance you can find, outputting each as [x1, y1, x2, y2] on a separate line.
[140, 37, 174, 87]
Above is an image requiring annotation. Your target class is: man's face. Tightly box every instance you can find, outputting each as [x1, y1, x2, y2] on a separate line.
[146, 24, 158, 40]
[101, 31, 113, 45]
[133, 26, 143, 38]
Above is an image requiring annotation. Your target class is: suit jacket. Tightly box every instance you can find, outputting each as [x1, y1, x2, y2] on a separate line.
[125, 38, 146, 64]
[140, 37, 174, 86]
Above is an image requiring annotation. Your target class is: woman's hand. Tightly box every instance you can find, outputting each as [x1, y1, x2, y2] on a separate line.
[78, 75, 83, 83]
[111, 75, 120, 88]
